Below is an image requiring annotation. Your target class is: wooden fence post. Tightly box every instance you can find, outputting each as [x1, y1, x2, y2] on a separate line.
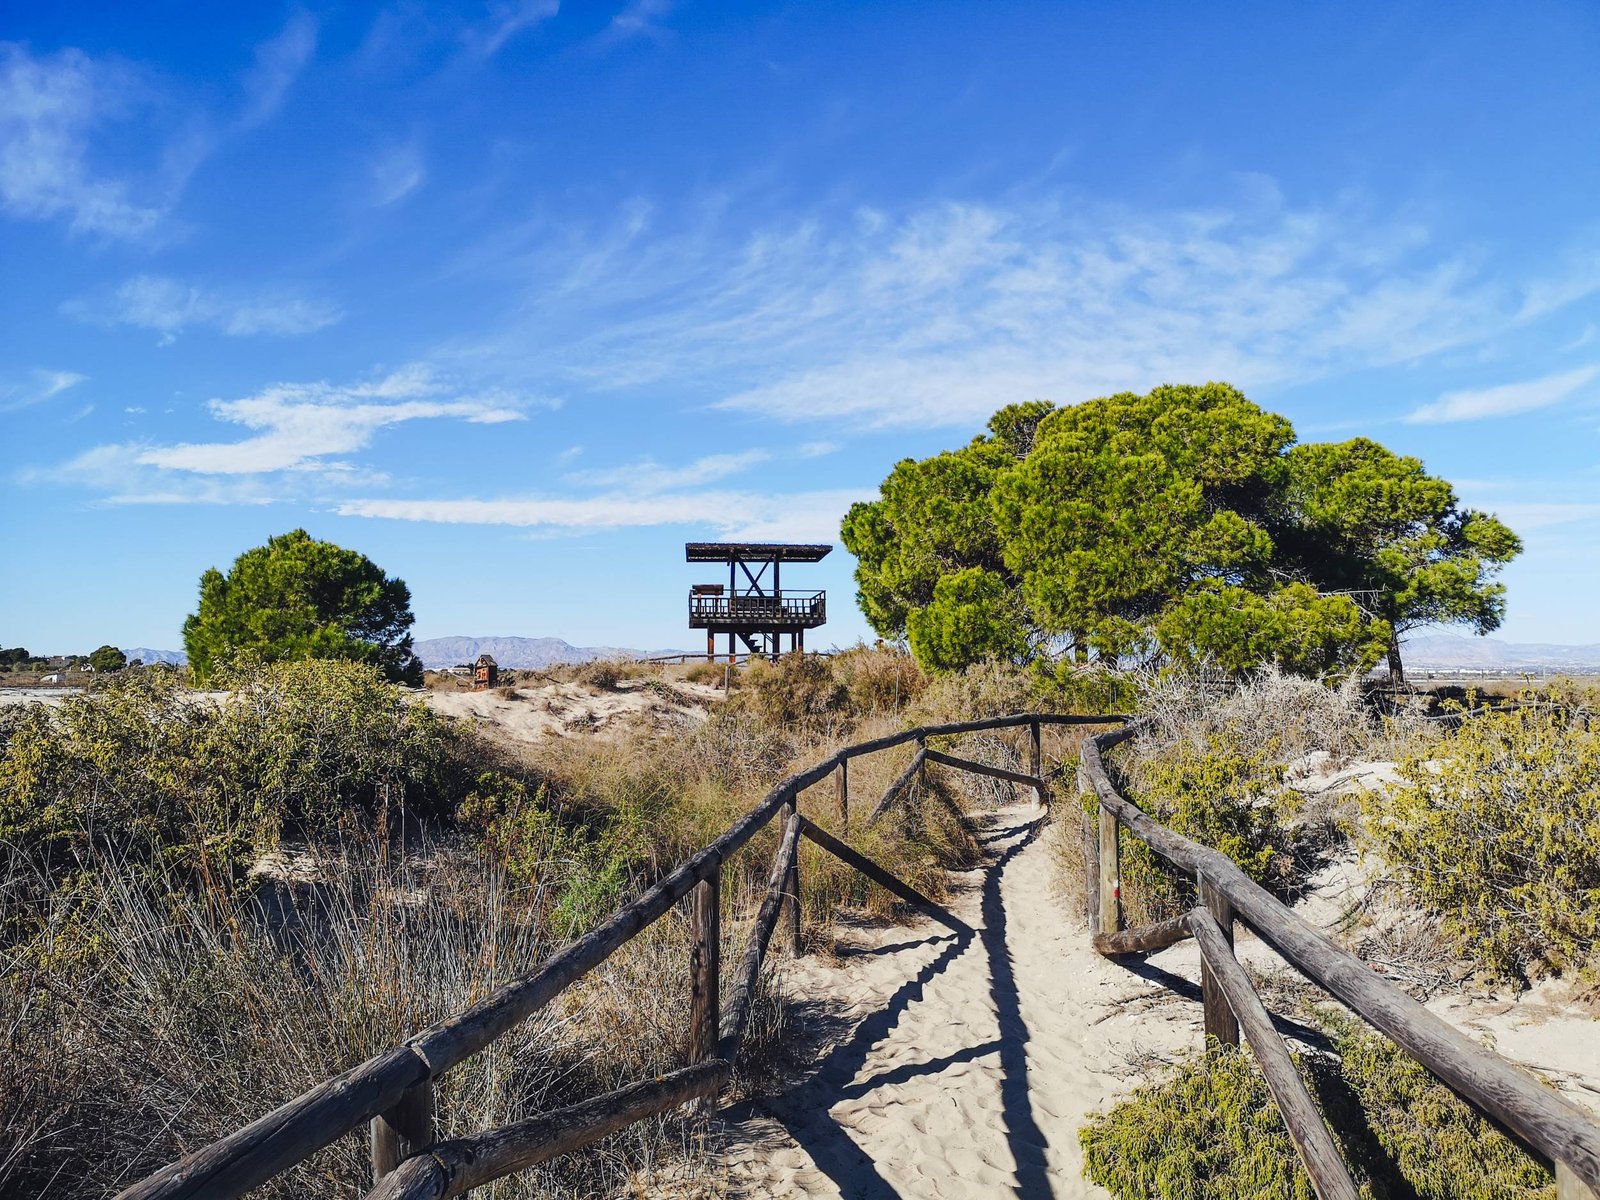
[689, 870, 720, 1064]
[1029, 721, 1041, 779]
[1198, 874, 1240, 1049]
[1082, 804, 1101, 939]
[784, 798, 802, 955]
[370, 1082, 434, 1184]
[1559, 1161, 1600, 1199]
[836, 759, 848, 831]
[1098, 805, 1121, 937]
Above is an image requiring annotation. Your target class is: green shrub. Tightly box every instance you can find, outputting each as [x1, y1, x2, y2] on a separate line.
[457, 770, 636, 939]
[1082, 1025, 1552, 1200]
[1118, 733, 1313, 923]
[1081, 1043, 1319, 1200]
[1329, 1019, 1552, 1199]
[1363, 706, 1600, 978]
[734, 653, 848, 729]
[0, 660, 475, 902]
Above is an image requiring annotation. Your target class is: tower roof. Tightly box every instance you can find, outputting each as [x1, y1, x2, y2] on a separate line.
[684, 542, 832, 563]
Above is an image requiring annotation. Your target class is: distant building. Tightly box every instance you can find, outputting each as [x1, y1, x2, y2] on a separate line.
[472, 654, 499, 690]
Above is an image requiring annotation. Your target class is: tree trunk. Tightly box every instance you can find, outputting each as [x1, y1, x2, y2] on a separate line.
[1387, 632, 1405, 686]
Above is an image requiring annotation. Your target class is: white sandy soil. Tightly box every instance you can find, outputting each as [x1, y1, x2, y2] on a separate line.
[421, 678, 721, 744]
[717, 782, 1600, 1199]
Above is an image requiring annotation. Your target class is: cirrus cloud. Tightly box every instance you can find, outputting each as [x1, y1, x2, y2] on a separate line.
[1405, 363, 1600, 424]
[448, 188, 1600, 431]
[62, 275, 343, 342]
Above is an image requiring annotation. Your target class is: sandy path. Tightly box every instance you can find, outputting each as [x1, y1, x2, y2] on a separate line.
[715, 787, 1600, 1199]
[719, 797, 1196, 1199]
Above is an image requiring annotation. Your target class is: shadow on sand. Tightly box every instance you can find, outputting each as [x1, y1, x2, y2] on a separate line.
[737, 806, 1057, 1198]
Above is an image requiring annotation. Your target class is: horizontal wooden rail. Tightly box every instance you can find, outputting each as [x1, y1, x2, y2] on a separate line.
[1092, 912, 1193, 956]
[364, 1061, 731, 1200]
[119, 710, 1115, 1200]
[924, 747, 1047, 794]
[1190, 908, 1360, 1200]
[1081, 729, 1600, 1193]
[865, 747, 926, 827]
[838, 711, 1123, 764]
[799, 818, 974, 936]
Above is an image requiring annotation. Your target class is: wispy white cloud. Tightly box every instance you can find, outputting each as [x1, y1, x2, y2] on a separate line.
[368, 141, 425, 207]
[338, 485, 868, 542]
[0, 17, 316, 242]
[1485, 502, 1600, 532]
[0, 368, 87, 412]
[1405, 363, 1600, 424]
[237, 11, 317, 130]
[63, 275, 343, 342]
[448, 190, 1600, 430]
[567, 449, 770, 492]
[136, 366, 524, 475]
[30, 365, 534, 510]
[0, 43, 163, 237]
[604, 0, 675, 43]
[798, 441, 840, 458]
[466, 0, 560, 57]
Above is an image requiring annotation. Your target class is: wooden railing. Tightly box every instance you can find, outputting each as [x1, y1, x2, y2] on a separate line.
[1078, 723, 1600, 1199]
[687, 590, 826, 627]
[115, 712, 1101, 1200]
[114, 711, 1600, 1200]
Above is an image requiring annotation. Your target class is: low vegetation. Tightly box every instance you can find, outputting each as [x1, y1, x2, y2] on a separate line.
[1083, 668, 1378, 926]
[0, 645, 1024, 1198]
[1074, 667, 1599, 1198]
[1364, 699, 1600, 980]
[1081, 1023, 1553, 1200]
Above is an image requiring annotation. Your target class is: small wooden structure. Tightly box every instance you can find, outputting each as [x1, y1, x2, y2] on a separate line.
[686, 542, 830, 660]
[471, 655, 498, 691]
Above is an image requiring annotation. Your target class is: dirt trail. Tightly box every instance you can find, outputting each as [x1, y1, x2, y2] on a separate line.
[716, 788, 1600, 1199]
[718, 796, 1196, 1199]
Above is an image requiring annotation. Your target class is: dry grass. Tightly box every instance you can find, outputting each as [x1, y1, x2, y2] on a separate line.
[1130, 665, 1378, 771]
[2, 647, 1016, 1198]
[1, 837, 788, 1199]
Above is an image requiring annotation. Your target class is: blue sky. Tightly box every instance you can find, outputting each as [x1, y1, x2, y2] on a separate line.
[5, 1, 1600, 654]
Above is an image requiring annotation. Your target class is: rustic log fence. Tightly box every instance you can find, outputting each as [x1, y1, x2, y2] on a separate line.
[114, 710, 1600, 1200]
[1079, 723, 1600, 1200]
[115, 712, 1101, 1200]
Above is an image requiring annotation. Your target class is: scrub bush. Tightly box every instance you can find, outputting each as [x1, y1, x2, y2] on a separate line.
[1082, 1023, 1552, 1200]
[1117, 733, 1316, 924]
[0, 659, 471, 896]
[1363, 706, 1600, 978]
[1081, 1042, 1320, 1200]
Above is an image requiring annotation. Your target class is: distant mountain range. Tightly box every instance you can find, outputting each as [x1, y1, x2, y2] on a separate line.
[412, 636, 682, 669]
[115, 638, 675, 671]
[1400, 634, 1600, 672]
[121, 647, 188, 666]
[114, 633, 1600, 674]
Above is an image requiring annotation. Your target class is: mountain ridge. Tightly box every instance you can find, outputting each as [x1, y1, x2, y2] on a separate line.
[411, 636, 684, 669]
[115, 633, 1600, 673]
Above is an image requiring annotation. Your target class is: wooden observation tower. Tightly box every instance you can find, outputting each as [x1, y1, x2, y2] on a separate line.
[687, 542, 830, 660]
